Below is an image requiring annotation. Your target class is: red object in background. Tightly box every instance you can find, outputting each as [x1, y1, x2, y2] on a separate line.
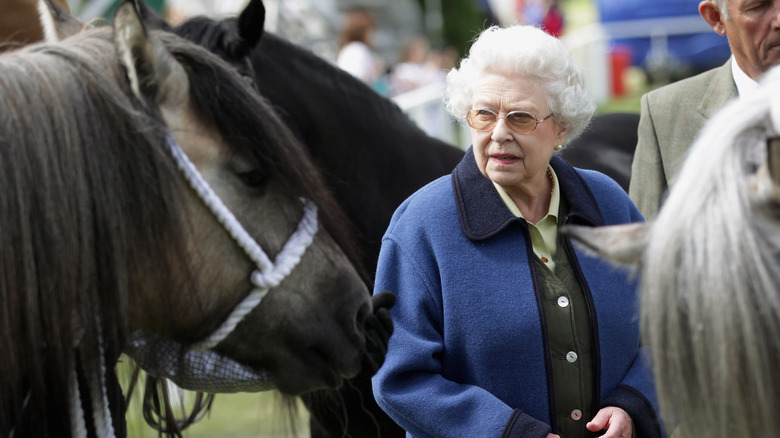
[610, 46, 632, 97]
[542, 6, 564, 37]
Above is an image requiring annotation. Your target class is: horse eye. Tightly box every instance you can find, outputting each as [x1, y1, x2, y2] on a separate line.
[237, 169, 268, 188]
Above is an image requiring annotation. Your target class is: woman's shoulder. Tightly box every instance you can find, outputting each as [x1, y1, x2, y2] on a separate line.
[572, 168, 642, 223]
[386, 175, 457, 231]
[575, 168, 626, 194]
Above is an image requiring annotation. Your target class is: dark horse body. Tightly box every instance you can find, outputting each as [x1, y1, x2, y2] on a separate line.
[562, 112, 639, 193]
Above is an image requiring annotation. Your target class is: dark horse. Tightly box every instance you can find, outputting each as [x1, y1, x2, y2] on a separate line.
[562, 112, 639, 192]
[1, 1, 393, 436]
[132, 1, 465, 436]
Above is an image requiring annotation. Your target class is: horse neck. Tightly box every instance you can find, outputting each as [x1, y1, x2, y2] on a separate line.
[254, 35, 463, 274]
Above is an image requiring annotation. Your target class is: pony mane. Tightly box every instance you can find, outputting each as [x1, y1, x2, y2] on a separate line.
[173, 17, 425, 138]
[259, 32, 425, 134]
[642, 66, 780, 437]
[0, 29, 190, 437]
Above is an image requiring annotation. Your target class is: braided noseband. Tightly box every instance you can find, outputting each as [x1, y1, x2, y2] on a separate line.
[163, 135, 319, 350]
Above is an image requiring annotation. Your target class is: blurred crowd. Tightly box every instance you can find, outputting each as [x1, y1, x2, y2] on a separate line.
[336, 9, 459, 99]
[336, 2, 565, 99]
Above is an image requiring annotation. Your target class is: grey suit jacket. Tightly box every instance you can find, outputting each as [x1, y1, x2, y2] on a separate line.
[628, 59, 737, 218]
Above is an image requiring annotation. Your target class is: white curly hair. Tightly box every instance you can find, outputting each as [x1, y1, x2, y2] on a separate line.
[444, 25, 595, 145]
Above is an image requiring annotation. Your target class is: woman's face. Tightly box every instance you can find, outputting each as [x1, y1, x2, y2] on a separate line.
[469, 71, 567, 194]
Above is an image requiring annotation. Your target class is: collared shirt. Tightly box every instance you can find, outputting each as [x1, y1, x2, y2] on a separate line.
[493, 166, 561, 272]
[731, 55, 759, 98]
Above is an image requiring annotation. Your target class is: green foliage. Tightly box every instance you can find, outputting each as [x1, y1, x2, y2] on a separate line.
[416, 0, 491, 58]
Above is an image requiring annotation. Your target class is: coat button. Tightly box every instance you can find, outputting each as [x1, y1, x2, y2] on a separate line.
[571, 409, 582, 421]
[557, 296, 569, 307]
[566, 351, 578, 363]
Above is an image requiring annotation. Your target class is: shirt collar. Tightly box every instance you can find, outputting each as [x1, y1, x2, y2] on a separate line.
[492, 166, 560, 223]
[731, 55, 759, 98]
[451, 149, 603, 240]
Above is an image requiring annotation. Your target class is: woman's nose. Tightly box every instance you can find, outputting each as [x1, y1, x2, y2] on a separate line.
[490, 117, 514, 143]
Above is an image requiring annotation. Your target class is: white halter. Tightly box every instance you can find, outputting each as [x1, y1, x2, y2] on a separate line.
[68, 136, 318, 438]
[163, 136, 319, 350]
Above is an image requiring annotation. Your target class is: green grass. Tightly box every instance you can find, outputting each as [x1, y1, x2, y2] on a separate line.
[119, 360, 310, 438]
[126, 392, 310, 437]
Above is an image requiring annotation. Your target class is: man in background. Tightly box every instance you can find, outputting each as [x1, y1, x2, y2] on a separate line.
[629, 0, 780, 218]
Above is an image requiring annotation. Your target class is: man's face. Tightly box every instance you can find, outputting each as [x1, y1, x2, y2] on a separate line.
[721, 0, 780, 79]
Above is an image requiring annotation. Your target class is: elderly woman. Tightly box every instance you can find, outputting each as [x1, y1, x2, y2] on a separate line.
[371, 25, 663, 438]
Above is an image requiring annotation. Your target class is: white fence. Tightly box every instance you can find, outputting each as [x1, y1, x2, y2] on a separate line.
[392, 82, 471, 150]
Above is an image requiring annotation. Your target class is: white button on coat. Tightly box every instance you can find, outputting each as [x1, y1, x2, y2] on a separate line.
[557, 296, 569, 307]
[566, 351, 578, 363]
[571, 409, 582, 421]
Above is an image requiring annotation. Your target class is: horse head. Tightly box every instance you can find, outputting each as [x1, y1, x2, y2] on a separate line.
[2, 1, 390, 436]
[564, 66, 780, 438]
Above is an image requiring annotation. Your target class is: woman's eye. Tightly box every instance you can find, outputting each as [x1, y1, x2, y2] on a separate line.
[237, 169, 268, 188]
[508, 112, 535, 122]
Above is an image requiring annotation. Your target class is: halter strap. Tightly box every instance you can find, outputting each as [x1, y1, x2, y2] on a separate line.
[163, 136, 319, 351]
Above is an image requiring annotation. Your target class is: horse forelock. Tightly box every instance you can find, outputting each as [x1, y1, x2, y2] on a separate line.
[641, 67, 780, 437]
[0, 29, 193, 437]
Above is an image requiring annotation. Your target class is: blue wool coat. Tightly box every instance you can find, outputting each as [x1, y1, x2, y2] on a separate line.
[372, 151, 662, 438]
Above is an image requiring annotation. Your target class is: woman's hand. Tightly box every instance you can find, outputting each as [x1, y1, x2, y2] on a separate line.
[586, 406, 632, 438]
[545, 434, 561, 438]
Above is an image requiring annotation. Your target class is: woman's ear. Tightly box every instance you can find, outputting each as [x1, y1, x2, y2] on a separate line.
[556, 125, 568, 146]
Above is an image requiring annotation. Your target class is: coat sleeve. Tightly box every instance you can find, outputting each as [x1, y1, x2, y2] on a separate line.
[371, 236, 551, 438]
[629, 93, 667, 220]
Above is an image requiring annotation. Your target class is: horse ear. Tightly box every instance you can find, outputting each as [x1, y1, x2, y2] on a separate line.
[37, 0, 89, 41]
[562, 222, 649, 268]
[136, 0, 172, 31]
[236, 0, 265, 48]
[113, 0, 189, 111]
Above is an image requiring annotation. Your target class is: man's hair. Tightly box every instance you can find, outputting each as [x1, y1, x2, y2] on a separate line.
[714, 0, 730, 20]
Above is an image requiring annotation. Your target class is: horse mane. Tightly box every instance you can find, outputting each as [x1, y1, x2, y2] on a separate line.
[0, 30, 190, 436]
[641, 66, 780, 437]
[173, 17, 432, 142]
[260, 32, 428, 135]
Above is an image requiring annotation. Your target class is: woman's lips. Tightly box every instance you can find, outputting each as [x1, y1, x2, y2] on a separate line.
[490, 154, 521, 165]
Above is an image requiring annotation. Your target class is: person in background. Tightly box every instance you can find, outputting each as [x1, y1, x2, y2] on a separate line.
[629, 0, 780, 218]
[336, 9, 387, 94]
[372, 24, 663, 438]
[388, 36, 444, 96]
[0, 0, 71, 51]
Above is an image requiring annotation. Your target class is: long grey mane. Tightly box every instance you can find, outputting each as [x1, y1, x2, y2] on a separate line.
[642, 66, 780, 437]
[0, 29, 192, 437]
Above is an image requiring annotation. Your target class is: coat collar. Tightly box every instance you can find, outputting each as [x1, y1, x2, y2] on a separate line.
[452, 148, 604, 240]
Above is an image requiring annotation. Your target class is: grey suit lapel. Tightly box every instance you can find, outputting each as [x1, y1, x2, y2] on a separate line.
[697, 58, 738, 120]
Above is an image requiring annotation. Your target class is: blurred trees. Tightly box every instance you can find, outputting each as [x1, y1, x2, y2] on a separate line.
[416, 0, 491, 57]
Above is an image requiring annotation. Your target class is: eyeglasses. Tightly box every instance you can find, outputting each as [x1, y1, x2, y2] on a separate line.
[466, 109, 554, 134]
